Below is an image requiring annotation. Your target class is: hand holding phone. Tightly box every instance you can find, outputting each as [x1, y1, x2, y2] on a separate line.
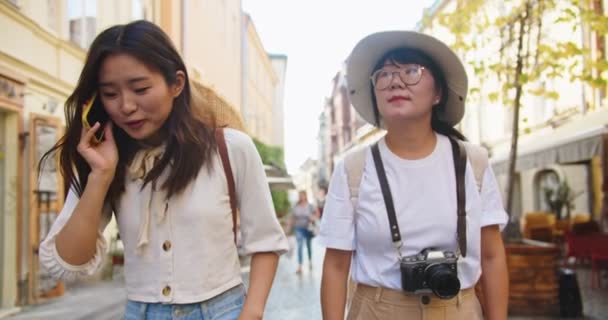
[78, 94, 118, 180]
[82, 93, 110, 144]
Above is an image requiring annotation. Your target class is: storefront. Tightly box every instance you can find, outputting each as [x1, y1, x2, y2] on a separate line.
[27, 113, 65, 302]
[490, 108, 608, 224]
[0, 68, 24, 313]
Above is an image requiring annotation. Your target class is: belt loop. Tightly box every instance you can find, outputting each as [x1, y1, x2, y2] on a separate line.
[457, 290, 462, 307]
[374, 287, 382, 302]
[139, 301, 148, 319]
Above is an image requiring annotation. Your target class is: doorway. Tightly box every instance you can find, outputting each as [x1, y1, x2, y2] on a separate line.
[0, 111, 5, 304]
[28, 114, 65, 301]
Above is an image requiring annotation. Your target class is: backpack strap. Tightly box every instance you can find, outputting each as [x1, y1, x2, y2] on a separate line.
[461, 141, 489, 315]
[343, 147, 367, 308]
[344, 147, 368, 208]
[462, 142, 489, 193]
[215, 128, 238, 245]
[344, 142, 488, 198]
[343, 142, 488, 207]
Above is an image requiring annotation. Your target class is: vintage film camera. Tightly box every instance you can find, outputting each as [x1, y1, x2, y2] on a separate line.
[400, 248, 461, 299]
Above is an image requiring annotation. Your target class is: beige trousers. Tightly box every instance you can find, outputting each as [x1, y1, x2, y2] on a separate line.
[346, 283, 483, 320]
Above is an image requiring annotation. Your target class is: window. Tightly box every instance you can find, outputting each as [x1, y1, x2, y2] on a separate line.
[68, 0, 97, 48]
[535, 169, 560, 212]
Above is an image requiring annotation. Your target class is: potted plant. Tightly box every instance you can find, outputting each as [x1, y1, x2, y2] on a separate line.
[544, 180, 583, 221]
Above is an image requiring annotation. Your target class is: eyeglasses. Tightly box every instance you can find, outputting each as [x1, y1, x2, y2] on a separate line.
[370, 64, 425, 90]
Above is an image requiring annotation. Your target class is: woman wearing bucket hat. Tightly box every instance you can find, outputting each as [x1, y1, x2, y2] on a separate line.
[319, 31, 508, 320]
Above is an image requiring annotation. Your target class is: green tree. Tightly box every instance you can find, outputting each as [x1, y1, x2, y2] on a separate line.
[252, 138, 291, 217]
[433, 0, 607, 240]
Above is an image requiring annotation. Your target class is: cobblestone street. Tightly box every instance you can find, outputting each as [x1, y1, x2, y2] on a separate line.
[5, 238, 608, 319]
[258, 236, 324, 320]
[4, 237, 325, 320]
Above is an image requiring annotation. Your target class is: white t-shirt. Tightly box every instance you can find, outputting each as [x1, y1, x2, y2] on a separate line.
[318, 134, 508, 290]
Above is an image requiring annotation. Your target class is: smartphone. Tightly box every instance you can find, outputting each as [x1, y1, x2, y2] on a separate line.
[81, 93, 110, 144]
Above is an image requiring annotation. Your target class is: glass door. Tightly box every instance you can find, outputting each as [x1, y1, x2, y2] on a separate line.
[28, 114, 64, 301]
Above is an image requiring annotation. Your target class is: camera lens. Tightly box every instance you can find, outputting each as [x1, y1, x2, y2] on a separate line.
[426, 264, 460, 299]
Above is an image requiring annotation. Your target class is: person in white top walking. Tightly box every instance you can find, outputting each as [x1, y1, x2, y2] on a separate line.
[319, 31, 509, 320]
[38, 20, 288, 320]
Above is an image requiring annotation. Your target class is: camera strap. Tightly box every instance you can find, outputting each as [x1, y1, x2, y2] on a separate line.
[370, 136, 468, 258]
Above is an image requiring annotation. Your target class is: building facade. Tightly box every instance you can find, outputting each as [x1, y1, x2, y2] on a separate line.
[0, 0, 145, 311]
[269, 54, 287, 147]
[1, 0, 283, 312]
[242, 13, 277, 144]
[317, 110, 329, 188]
[318, 68, 365, 182]
[291, 158, 319, 205]
[179, 0, 243, 113]
[419, 0, 608, 224]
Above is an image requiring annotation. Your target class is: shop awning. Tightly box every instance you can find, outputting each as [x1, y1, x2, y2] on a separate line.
[264, 165, 284, 177]
[266, 176, 295, 191]
[264, 165, 295, 190]
[490, 120, 608, 175]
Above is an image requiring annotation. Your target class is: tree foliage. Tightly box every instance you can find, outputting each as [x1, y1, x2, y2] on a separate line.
[252, 138, 291, 217]
[432, 0, 607, 239]
[434, 0, 606, 110]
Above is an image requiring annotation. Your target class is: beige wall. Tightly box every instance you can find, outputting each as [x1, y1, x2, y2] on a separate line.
[0, 108, 19, 309]
[97, 0, 137, 33]
[182, 0, 242, 112]
[243, 14, 276, 144]
[0, 3, 84, 93]
[156, 0, 182, 52]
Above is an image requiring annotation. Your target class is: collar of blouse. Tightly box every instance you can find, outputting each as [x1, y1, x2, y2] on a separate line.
[127, 144, 167, 254]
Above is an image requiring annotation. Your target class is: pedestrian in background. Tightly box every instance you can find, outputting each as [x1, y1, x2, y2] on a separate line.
[38, 20, 288, 320]
[290, 190, 319, 274]
[319, 31, 509, 320]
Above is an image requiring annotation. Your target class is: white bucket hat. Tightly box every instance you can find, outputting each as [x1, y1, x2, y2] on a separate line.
[346, 31, 468, 127]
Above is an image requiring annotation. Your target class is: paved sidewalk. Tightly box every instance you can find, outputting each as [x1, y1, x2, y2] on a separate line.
[5, 239, 607, 319]
[5, 278, 126, 320]
[262, 236, 324, 319]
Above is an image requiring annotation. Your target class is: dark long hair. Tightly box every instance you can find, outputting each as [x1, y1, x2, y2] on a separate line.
[370, 48, 466, 141]
[39, 20, 217, 204]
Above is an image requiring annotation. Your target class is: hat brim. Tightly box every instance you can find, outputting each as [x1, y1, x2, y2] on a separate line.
[346, 31, 468, 127]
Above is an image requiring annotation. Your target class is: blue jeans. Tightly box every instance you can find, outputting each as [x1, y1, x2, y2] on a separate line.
[295, 226, 312, 265]
[124, 284, 245, 320]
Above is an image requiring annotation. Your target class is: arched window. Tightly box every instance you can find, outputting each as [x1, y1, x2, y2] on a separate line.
[535, 169, 560, 212]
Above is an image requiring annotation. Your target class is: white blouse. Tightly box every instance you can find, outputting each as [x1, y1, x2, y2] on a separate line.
[39, 128, 289, 304]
